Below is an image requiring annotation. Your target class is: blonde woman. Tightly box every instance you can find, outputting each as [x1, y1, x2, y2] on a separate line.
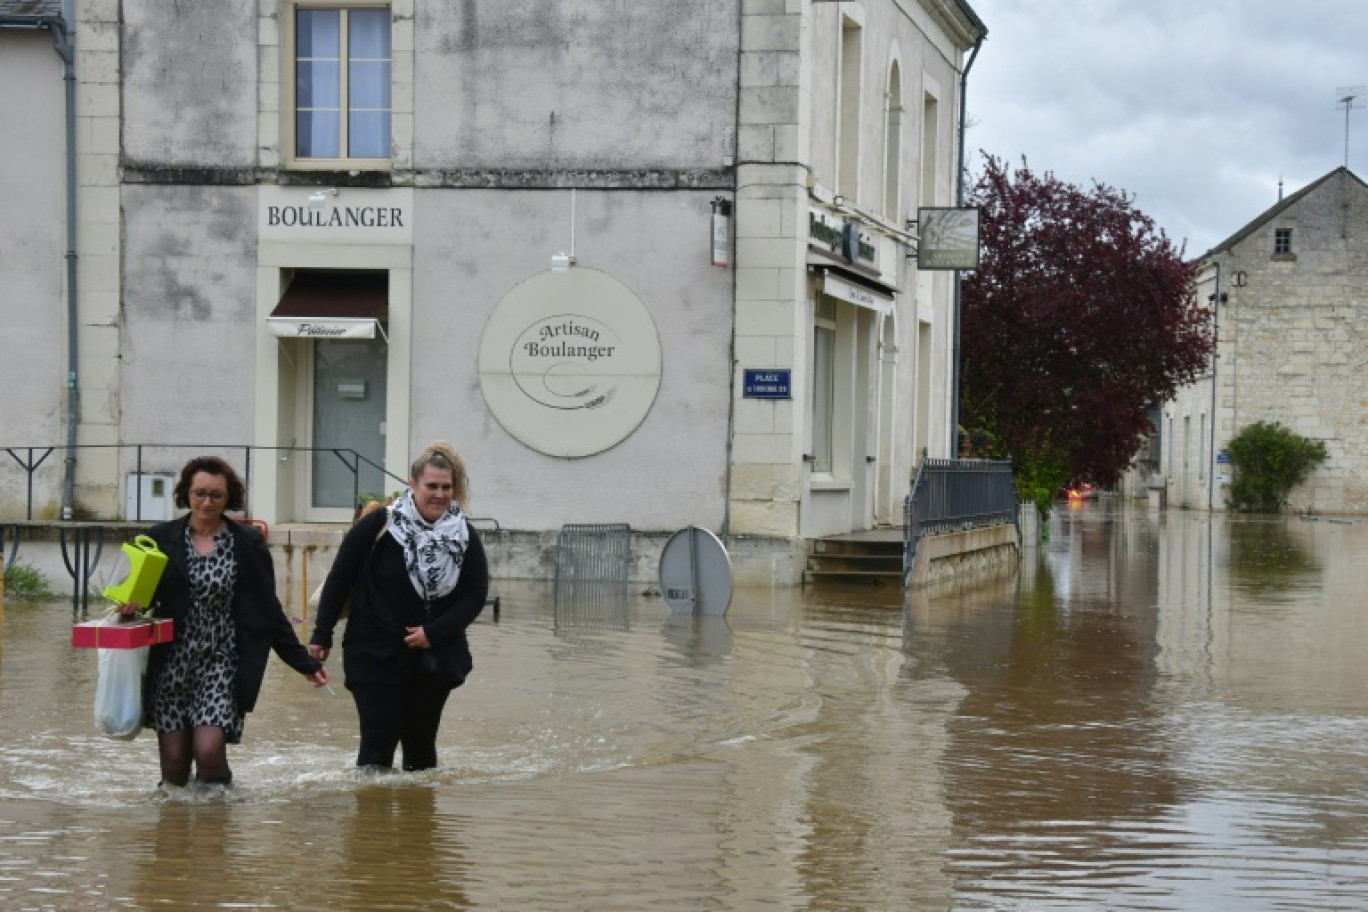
[308, 442, 489, 770]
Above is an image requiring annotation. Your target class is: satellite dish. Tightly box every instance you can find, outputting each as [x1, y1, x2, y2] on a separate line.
[659, 526, 732, 616]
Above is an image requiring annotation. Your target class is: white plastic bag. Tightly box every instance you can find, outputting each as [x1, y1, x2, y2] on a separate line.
[94, 643, 149, 740]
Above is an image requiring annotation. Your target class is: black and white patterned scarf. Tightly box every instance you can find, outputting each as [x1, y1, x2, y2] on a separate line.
[387, 488, 469, 602]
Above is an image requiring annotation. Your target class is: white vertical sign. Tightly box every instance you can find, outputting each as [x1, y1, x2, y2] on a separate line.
[711, 198, 731, 268]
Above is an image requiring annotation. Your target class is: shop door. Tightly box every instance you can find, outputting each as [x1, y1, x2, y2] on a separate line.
[311, 337, 388, 513]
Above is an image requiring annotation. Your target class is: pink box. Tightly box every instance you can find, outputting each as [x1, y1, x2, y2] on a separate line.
[72, 618, 174, 649]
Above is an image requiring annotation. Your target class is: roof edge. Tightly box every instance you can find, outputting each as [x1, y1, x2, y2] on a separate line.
[1197, 166, 1368, 262]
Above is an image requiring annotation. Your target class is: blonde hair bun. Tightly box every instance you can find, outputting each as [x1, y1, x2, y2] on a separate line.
[410, 440, 469, 507]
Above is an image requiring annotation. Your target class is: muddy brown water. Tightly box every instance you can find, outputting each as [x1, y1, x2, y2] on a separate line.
[2, 502, 1367, 910]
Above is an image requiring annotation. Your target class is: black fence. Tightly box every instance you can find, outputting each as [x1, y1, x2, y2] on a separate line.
[903, 453, 1019, 585]
[1, 443, 511, 616]
[3, 443, 405, 521]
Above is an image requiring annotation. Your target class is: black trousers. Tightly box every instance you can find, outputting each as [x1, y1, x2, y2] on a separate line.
[347, 654, 452, 771]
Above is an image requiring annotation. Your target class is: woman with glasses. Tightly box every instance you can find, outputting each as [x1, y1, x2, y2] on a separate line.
[308, 441, 488, 771]
[128, 455, 329, 787]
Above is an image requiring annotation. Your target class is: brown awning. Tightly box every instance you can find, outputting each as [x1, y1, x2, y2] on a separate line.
[267, 272, 388, 339]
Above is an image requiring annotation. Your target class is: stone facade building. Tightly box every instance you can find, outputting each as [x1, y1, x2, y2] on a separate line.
[1, 0, 986, 581]
[1162, 167, 1368, 513]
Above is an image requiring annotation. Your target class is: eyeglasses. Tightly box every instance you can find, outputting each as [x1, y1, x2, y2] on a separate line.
[190, 490, 227, 502]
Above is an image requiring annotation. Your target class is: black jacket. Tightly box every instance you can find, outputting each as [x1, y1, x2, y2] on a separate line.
[309, 506, 488, 686]
[144, 516, 322, 716]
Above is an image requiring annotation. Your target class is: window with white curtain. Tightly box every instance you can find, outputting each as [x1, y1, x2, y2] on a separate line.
[291, 5, 391, 163]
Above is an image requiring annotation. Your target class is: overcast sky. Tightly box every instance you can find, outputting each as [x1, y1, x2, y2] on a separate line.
[963, 0, 1368, 256]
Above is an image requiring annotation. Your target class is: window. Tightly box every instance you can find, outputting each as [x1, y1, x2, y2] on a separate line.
[1167, 416, 1174, 475]
[290, 4, 392, 164]
[811, 298, 837, 473]
[1274, 227, 1292, 255]
[837, 17, 863, 199]
[1198, 413, 1206, 482]
[882, 61, 902, 221]
[920, 93, 939, 208]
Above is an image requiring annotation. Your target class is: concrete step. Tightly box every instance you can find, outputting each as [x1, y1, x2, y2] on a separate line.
[809, 538, 903, 558]
[806, 553, 902, 574]
[805, 533, 904, 585]
[803, 568, 902, 586]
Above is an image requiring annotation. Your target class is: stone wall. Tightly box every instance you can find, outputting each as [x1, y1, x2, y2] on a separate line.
[1165, 170, 1368, 513]
[906, 522, 1019, 588]
[1215, 171, 1368, 513]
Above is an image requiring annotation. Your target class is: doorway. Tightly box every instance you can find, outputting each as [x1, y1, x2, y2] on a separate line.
[309, 335, 389, 514]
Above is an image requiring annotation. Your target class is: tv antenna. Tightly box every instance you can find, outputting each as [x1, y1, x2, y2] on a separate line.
[1336, 85, 1365, 167]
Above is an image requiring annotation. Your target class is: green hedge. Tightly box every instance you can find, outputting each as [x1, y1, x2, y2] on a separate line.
[1225, 421, 1328, 513]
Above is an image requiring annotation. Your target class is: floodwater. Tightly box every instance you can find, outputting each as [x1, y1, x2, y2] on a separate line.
[3, 502, 1368, 910]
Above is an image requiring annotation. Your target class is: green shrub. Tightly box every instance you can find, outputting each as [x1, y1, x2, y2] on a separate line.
[1012, 451, 1070, 522]
[1225, 421, 1328, 513]
[2, 562, 58, 601]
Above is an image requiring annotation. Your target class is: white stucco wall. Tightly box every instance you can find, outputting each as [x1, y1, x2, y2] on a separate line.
[0, 32, 67, 517]
[731, 1, 968, 540]
[412, 189, 733, 531]
[414, 0, 739, 170]
[805, 0, 960, 216]
[121, 2, 259, 166]
[120, 185, 261, 469]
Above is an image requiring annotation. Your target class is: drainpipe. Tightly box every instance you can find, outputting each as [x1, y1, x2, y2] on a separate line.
[949, 32, 983, 457]
[1, 9, 79, 517]
[56, 5, 79, 519]
[1206, 260, 1221, 511]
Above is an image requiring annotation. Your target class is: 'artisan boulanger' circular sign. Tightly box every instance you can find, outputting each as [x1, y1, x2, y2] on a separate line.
[478, 267, 662, 457]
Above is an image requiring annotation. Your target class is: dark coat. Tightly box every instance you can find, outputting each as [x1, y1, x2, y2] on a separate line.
[143, 516, 321, 717]
[309, 506, 488, 687]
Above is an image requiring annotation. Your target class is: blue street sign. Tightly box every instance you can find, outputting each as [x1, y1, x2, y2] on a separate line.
[743, 369, 791, 399]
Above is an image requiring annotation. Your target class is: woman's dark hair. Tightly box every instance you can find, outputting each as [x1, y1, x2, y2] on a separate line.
[172, 455, 246, 511]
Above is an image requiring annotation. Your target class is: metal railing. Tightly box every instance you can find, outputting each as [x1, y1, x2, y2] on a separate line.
[553, 523, 632, 629]
[3, 442, 419, 614]
[3, 443, 406, 521]
[903, 451, 1018, 585]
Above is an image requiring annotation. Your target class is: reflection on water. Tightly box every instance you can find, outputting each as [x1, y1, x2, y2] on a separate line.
[4, 503, 1368, 909]
[1227, 517, 1322, 599]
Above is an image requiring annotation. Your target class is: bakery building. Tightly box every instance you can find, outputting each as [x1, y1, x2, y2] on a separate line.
[0, 0, 986, 582]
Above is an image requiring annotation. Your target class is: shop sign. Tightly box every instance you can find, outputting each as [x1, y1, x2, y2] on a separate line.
[258, 186, 413, 244]
[820, 273, 892, 316]
[266, 317, 378, 339]
[809, 209, 878, 269]
[916, 207, 981, 270]
[478, 267, 662, 458]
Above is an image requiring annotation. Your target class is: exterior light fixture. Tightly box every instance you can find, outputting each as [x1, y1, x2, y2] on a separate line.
[308, 188, 338, 211]
[550, 189, 578, 271]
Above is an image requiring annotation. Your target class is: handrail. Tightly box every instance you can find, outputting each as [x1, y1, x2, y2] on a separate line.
[903, 450, 1018, 586]
[1, 443, 407, 521]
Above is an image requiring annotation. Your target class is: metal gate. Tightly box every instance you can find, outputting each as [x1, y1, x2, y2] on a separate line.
[553, 523, 632, 629]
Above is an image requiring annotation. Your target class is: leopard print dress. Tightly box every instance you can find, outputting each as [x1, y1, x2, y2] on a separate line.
[150, 526, 245, 743]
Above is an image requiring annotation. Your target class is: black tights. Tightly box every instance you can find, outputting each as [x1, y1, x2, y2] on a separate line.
[158, 726, 232, 786]
[349, 677, 451, 771]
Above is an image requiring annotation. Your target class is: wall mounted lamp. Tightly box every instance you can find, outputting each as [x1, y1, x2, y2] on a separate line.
[308, 188, 338, 211]
[551, 189, 577, 271]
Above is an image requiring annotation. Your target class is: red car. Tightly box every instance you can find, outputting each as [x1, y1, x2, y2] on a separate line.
[1063, 481, 1096, 500]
